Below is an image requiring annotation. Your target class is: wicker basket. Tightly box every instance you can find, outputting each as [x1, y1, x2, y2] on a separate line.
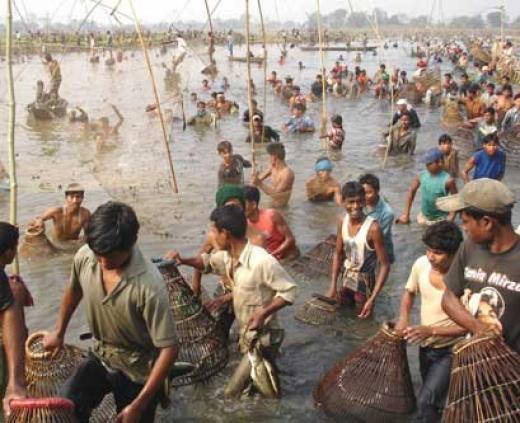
[18, 226, 56, 258]
[7, 397, 76, 422]
[288, 234, 336, 280]
[294, 294, 338, 326]
[314, 322, 416, 421]
[25, 331, 117, 422]
[443, 335, 520, 423]
[155, 260, 228, 386]
[501, 129, 520, 168]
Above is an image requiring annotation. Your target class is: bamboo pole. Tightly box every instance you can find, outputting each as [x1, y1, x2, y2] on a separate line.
[245, 0, 256, 169]
[316, 0, 328, 138]
[257, 0, 268, 143]
[204, 0, 215, 63]
[128, 0, 179, 193]
[5, 0, 19, 274]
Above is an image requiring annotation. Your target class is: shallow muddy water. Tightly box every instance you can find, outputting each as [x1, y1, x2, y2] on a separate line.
[0, 41, 518, 422]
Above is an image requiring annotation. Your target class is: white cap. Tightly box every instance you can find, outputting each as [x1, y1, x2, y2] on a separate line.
[396, 99, 408, 106]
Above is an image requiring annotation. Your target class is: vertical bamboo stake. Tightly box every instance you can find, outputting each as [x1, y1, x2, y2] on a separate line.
[316, 0, 328, 138]
[6, 0, 19, 274]
[204, 0, 215, 63]
[245, 0, 256, 169]
[257, 0, 267, 143]
[128, 0, 179, 193]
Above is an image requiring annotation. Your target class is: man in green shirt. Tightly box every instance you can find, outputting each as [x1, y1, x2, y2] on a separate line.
[43, 202, 179, 423]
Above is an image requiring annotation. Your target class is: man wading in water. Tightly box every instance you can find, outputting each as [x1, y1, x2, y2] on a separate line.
[43, 202, 179, 422]
[166, 205, 296, 398]
[33, 183, 91, 242]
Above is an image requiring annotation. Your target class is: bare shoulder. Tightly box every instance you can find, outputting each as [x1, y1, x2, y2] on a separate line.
[80, 207, 91, 219]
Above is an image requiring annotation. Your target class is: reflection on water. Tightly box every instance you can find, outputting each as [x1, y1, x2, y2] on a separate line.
[0, 43, 518, 422]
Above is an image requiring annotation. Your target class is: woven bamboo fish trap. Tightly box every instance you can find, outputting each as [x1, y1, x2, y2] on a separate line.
[7, 397, 76, 423]
[288, 234, 336, 280]
[155, 260, 228, 386]
[443, 335, 520, 423]
[442, 101, 464, 126]
[25, 331, 117, 422]
[294, 294, 338, 326]
[313, 322, 416, 421]
[18, 226, 57, 258]
[414, 71, 440, 91]
[470, 46, 492, 65]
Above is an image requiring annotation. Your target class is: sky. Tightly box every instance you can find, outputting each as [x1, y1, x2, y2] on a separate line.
[0, 0, 518, 25]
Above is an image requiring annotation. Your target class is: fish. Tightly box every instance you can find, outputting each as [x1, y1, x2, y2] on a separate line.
[248, 342, 281, 399]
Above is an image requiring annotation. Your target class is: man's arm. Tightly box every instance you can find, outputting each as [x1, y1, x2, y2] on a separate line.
[396, 176, 420, 224]
[42, 283, 83, 352]
[462, 156, 476, 183]
[358, 222, 390, 319]
[1, 298, 27, 415]
[116, 345, 178, 422]
[163, 251, 205, 271]
[326, 217, 344, 300]
[257, 169, 293, 196]
[445, 177, 458, 221]
[35, 207, 60, 227]
[395, 289, 415, 331]
[247, 296, 290, 331]
[269, 211, 296, 259]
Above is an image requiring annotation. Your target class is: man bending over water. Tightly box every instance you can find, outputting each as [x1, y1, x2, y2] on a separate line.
[33, 183, 91, 242]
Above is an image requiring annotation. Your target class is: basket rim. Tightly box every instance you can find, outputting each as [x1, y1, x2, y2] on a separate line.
[10, 397, 75, 410]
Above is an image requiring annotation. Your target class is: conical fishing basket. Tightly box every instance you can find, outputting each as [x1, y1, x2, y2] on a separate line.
[313, 322, 416, 421]
[442, 102, 464, 125]
[7, 397, 76, 423]
[470, 46, 492, 64]
[414, 72, 440, 90]
[155, 260, 228, 386]
[288, 234, 336, 280]
[25, 331, 117, 422]
[443, 335, 520, 423]
[294, 294, 337, 326]
[18, 226, 56, 258]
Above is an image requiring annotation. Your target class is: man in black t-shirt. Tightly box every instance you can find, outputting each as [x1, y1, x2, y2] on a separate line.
[437, 179, 520, 353]
[0, 223, 27, 417]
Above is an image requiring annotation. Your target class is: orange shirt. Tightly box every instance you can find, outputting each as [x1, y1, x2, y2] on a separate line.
[463, 97, 486, 120]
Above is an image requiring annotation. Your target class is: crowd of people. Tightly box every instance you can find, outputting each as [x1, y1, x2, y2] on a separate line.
[1, 33, 519, 423]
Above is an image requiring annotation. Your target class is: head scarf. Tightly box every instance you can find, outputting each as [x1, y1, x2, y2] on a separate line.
[314, 157, 333, 172]
[215, 184, 245, 208]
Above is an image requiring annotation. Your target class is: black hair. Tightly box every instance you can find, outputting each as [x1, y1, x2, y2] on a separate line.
[266, 143, 286, 160]
[210, 205, 247, 239]
[217, 140, 233, 153]
[461, 73, 469, 79]
[292, 103, 305, 112]
[331, 114, 342, 125]
[44, 53, 52, 62]
[86, 201, 139, 255]
[462, 206, 512, 226]
[341, 181, 365, 200]
[486, 82, 495, 89]
[422, 220, 463, 255]
[359, 173, 380, 191]
[502, 84, 513, 93]
[438, 134, 452, 145]
[244, 185, 260, 204]
[0, 222, 19, 255]
[482, 133, 499, 145]
[484, 107, 495, 115]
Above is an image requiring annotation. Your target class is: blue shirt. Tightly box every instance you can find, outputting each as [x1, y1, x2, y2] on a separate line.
[366, 198, 395, 263]
[473, 149, 506, 180]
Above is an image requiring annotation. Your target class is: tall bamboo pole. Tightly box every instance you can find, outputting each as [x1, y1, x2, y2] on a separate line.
[204, 0, 215, 63]
[257, 0, 267, 143]
[316, 0, 328, 138]
[245, 0, 256, 169]
[6, 0, 19, 274]
[128, 0, 179, 193]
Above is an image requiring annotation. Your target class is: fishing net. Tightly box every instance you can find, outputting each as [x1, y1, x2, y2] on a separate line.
[443, 335, 520, 423]
[288, 234, 336, 280]
[25, 331, 117, 422]
[7, 397, 76, 423]
[314, 322, 415, 421]
[155, 260, 228, 386]
[294, 294, 337, 326]
[18, 226, 56, 258]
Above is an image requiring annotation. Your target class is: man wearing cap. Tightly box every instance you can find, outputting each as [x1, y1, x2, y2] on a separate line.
[392, 99, 421, 129]
[305, 157, 341, 205]
[438, 179, 520, 354]
[33, 183, 91, 242]
[396, 149, 457, 226]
